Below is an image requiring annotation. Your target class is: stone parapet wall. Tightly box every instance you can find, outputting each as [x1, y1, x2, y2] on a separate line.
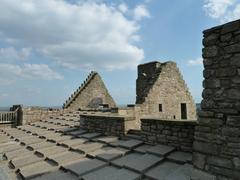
[80, 113, 136, 136]
[141, 118, 197, 152]
[193, 19, 240, 180]
[22, 107, 64, 125]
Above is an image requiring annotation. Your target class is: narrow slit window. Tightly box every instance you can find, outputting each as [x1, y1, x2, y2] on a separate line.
[159, 104, 162, 112]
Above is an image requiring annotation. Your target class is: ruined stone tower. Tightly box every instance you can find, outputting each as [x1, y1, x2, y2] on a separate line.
[136, 61, 197, 120]
[63, 71, 116, 110]
[193, 20, 240, 179]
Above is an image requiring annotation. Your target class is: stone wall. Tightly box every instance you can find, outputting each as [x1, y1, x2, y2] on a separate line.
[80, 113, 136, 136]
[64, 71, 116, 110]
[22, 107, 63, 125]
[141, 118, 197, 152]
[193, 20, 240, 180]
[136, 61, 197, 120]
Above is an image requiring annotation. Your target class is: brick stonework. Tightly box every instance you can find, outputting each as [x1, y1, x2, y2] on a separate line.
[136, 61, 197, 120]
[141, 118, 196, 152]
[193, 20, 240, 180]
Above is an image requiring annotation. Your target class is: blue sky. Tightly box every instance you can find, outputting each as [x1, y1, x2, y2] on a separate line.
[0, 0, 240, 107]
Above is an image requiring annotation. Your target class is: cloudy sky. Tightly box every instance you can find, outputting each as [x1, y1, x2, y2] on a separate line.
[0, 0, 240, 107]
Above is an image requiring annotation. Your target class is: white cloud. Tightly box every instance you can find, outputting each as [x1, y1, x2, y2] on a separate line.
[187, 57, 203, 66]
[204, 0, 240, 22]
[133, 5, 150, 21]
[0, 47, 31, 63]
[118, 3, 128, 14]
[0, 63, 63, 84]
[0, 0, 146, 70]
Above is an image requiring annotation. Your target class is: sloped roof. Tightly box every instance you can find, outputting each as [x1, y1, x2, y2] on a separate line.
[0, 111, 215, 180]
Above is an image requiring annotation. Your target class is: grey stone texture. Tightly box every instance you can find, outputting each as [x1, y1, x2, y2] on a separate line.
[193, 19, 240, 180]
[136, 61, 197, 120]
[63, 71, 116, 109]
[141, 118, 196, 151]
[80, 113, 137, 136]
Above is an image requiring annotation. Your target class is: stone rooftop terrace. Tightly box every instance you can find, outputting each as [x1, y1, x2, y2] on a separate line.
[0, 111, 215, 180]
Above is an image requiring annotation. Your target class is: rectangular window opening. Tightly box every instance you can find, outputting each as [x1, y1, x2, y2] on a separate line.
[159, 104, 162, 112]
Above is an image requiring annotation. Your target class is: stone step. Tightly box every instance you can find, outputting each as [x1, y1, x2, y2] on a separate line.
[123, 154, 163, 173]
[62, 158, 107, 177]
[47, 151, 84, 166]
[145, 161, 181, 179]
[71, 142, 104, 153]
[31, 170, 78, 180]
[111, 139, 143, 150]
[167, 151, 192, 164]
[59, 138, 88, 148]
[9, 154, 44, 169]
[146, 144, 175, 157]
[18, 161, 58, 179]
[88, 146, 129, 162]
[27, 141, 55, 151]
[35, 146, 68, 157]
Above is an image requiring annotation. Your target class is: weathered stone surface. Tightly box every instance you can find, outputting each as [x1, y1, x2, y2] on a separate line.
[147, 144, 175, 156]
[136, 61, 197, 120]
[145, 161, 180, 179]
[62, 158, 106, 176]
[123, 154, 163, 173]
[63, 72, 116, 109]
[27, 141, 55, 150]
[167, 151, 192, 164]
[59, 138, 88, 148]
[35, 146, 67, 157]
[203, 46, 218, 58]
[47, 151, 84, 166]
[88, 147, 129, 162]
[71, 142, 104, 153]
[32, 171, 78, 180]
[112, 153, 142, 167]
[18, 161, 57, 179]
[9, 154, 43, 168]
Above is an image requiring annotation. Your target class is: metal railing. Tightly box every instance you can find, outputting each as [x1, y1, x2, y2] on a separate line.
[0, 108, 18, 124]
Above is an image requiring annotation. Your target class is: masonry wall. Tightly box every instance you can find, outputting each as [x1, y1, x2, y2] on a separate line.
[80, 114, 136, 136]
[193, 20, 240, 180]
[141, 118, 196, 152]
[66, 73, 116, 110]
[136, 61, 197, 120]
[22, 107, 63, 125]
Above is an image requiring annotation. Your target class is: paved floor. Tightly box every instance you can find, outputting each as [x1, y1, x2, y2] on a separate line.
[0, 111, 216, 180]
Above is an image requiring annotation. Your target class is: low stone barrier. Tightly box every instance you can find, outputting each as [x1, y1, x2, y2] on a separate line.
[141, 118, 197, 151]
[22, 107, 64, 124]
[80, 113, 136, 136]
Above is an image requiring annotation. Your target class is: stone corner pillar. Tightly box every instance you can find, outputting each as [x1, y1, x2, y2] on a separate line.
[193, 20, 240, 180]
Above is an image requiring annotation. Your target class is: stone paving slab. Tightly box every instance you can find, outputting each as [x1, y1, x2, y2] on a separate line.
[27, 141, 55, 150]
[35, 146, 68, 157]
[167, 151, 192, 164]
[9, 154, 44, 169]
[47, 135, 72, 143]
[18, 161, 58, 179]
[81, 166, 118, 180]
[123, 154, 164, 173]
[59, 138, 88, 147]
[111, 139, 143, 149]
[95, 136, 119, 144]
[114, 168, 141, 180]
[146, 144, 175, 156]
[164, 164, 216, 180]
[32, 170, 79, 180]
[134, 144, 154, 153]
[145, 161, 180, 179]
[88, 146, 129, 162]
[0, 144, 23, 154]
[80, 132, 102, 139]
[47, 151, 84, 166]
[62, 158, 107, 176]
[4, 148, 32, 160]
[71, 142, 104, 153]
[20, 137, 44, 145]
[68, 129, 87, 136]
[111, 153, 142, 167]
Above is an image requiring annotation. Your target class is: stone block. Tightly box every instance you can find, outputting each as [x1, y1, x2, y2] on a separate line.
[147, 144, 175, 156]
[123, 154, 163, 173]
[62, 158, 107, 176]
[203, 46, 218, 58]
